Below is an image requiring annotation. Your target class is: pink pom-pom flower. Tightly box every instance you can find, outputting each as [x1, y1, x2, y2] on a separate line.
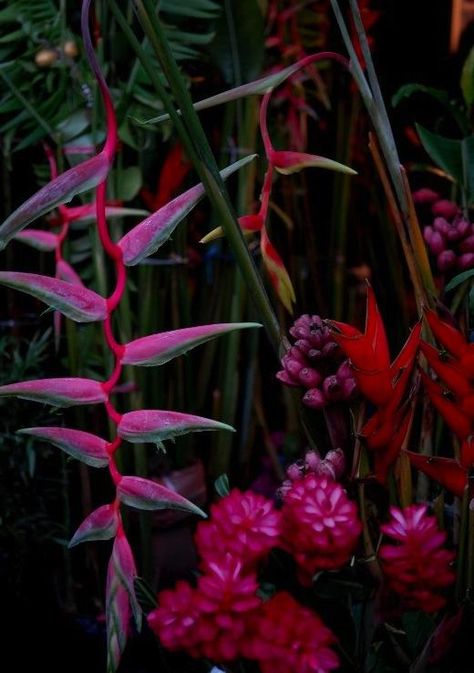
[379, 505, 455, 613]
[243, 591, 339, 673]
[280, 474, 361, 584]
[194, 488, 281, 569]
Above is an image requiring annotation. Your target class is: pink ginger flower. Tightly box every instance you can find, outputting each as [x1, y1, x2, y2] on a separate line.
[192, 555, 261, 661]
[195, 488, 281, 568]
[147, 580, 201, 651]
[280, 474, 361, 584]
[379, 505, 455, 613]
[243, 592, 339, 673]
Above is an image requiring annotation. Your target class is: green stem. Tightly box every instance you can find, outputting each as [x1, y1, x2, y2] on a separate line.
[130, 0, 281, 355]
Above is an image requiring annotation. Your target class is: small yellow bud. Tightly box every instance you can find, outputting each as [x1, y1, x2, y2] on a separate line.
[63, 40, 79, 58]
[35, 49, 57, 68]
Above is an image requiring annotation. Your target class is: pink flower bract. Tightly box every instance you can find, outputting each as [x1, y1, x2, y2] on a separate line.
[379, 505, 455, 613]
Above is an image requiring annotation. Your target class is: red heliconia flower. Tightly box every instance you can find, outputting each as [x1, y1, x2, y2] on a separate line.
[243, 591, 339, 673]
[280, 474, 361, 584]
[329, 284, 421, 480]
[194, 488, 281, 569]
[379, 505, 455, 613]
[148, 580, 202, 651]
[407, 310, 474, 496]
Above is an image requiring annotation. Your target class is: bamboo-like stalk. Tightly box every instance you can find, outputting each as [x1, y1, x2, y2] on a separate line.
[112, 0, 282, 354]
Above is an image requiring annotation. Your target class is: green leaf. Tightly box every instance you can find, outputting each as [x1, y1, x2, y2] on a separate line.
[461, 46, 474, 107]
[394, 84, 470, 135]
[207, 0, 264, 84]
[445, 268, 474, 292]
[159, 0, 220, 19]
[214, 473, 230, 497]
[133, 576, 158, 613]
[113, 166, 143, 201]
[401, 611, 436, 656]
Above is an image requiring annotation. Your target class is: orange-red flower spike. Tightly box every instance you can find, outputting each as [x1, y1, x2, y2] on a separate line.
[420, 342, 471, 399]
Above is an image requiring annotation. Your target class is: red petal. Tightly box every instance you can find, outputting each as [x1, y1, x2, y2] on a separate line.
[365, 285, 391, 371]
[420, 371, 471, 439]
[424, 310, 468, 359]
[405, 451, 467, 497]
[420, 342, 471, 398]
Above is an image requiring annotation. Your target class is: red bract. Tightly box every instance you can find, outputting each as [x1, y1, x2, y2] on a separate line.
[280, 474, 361, 584]
[243, 591, 339, 673]
[379, 505, 454, 613]
[407, 310, 474, 495]
[140, 142, 191, 211]
[330, 285, 421, 480]
[194, 489, 281, 568]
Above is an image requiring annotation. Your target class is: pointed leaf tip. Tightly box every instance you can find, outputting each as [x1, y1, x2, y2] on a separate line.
[0, 152, 110, 249]
[117, 409, 234, 444]
[270, 150, 356, 176]
[0, 272, 106, 322]
[122, 322, 261, 367]
[18, 426, 109, 467]
[69, 503, 118, 547]
[118, 475, 206, 517]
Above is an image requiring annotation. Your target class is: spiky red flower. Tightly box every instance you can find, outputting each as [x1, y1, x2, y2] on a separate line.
[379, 505, 455, 613]
[243, 591, 339, 673]
[280, 474, 361, 584]
[194, 489, 281, 569]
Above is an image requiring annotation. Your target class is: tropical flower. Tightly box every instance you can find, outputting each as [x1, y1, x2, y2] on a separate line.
[329, 284, 421, 480]
[406, 309, 474, 496]
[278, 448, 346, 498]
[379, 505, 455, 612]
[147, 580, 201, 651]
[243, 591, 340, 673]
[194, 489, 281, 569]
[280, 474, 361, 584]
[277, 313, 357, 409]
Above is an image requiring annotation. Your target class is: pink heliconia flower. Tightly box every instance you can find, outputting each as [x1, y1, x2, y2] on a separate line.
[280, 474, 361, 584]
[379, 505, 455, 613]
[243, 591, 339, 673]
[195, 488, 281, 568]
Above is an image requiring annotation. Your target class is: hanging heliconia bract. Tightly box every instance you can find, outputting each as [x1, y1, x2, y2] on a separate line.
[0, 1, 260, 670]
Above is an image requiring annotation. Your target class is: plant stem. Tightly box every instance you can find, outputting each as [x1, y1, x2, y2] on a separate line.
[130, 0, 282, 355]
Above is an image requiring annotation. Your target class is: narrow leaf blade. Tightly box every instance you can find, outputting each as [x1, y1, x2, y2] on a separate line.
[18, 426, 109, 467]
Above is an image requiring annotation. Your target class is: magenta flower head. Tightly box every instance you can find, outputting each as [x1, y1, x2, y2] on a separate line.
[194, 488, 281, 569]
[148, 580, 201, 652]
[280, 474, 361, 584]
[379, 505, 455, 613]
[243, 591, 339, 673]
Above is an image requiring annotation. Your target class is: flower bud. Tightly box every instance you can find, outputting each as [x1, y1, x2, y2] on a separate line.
[321, 341, 339, 358]
[322, 375, 342, 401]
[341, 377, 358, 400]
[432, 200, 459, 220]
[455, 217, 470, 238]
[458, 253, 474, 270]
[276, 370, 299, 386]
[459, 235, 474, 253]
[325, 448, 345, 478]
[35, 49, 57, 67]
[433, 217, 451, 236]
[336, 360, 352, 382]
[413, 188, 439, 204]
[302, 388, 326, 409]
[298, 367, 322, 388]
[437, 250, 457, 272]
[428, 230, 445, 255]
[304, 450, 322, 472]
[287, 462, 304, 481]
[63, 40, 79, 58]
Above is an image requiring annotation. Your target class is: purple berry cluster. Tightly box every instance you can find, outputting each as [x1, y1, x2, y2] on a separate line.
[278, 449, 345, 498]
[414, 189, 474, 273]
[276, 314, 357, 409]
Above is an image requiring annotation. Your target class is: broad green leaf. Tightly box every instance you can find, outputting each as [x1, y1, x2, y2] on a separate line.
[445, 268, 474, 292]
